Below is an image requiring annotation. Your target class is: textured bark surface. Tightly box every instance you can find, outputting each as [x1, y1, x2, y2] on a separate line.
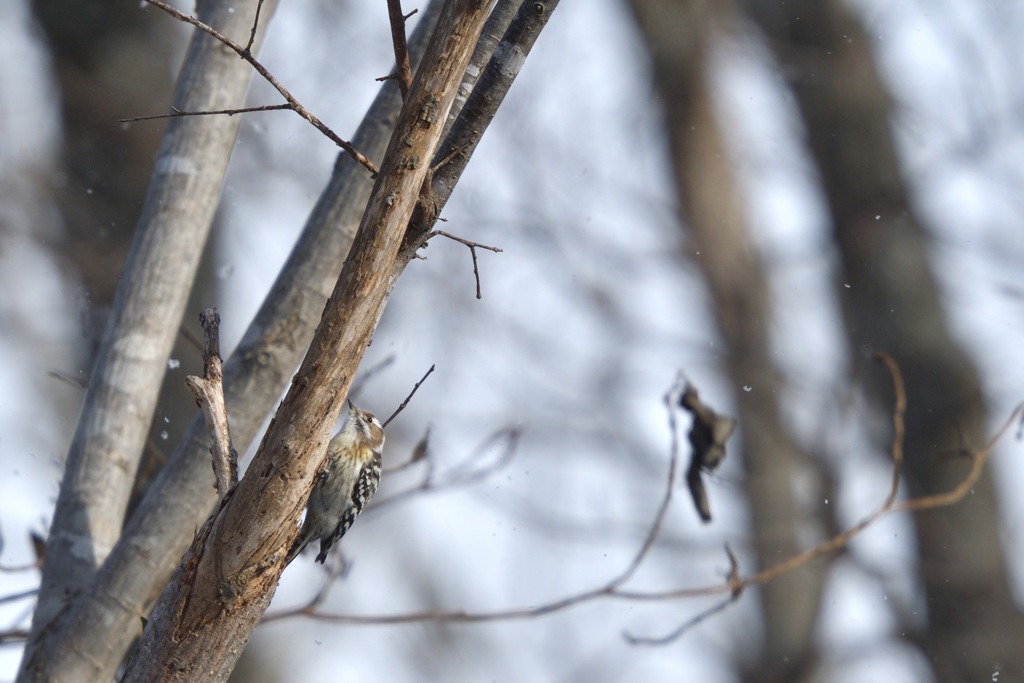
[13, 5, 445, 683]
[400, 0, 558, 264]
[742, 0, 1024, 679]
[121, 3, 491, 680]
[628, 3, 826, 680]
[20, 2, 278, 680]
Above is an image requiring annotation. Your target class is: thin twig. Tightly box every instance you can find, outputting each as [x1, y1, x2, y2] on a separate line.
[263, 373, 680, 626]
[623, 544, 742, 646]
[384, 427, 431, 475]
[874, 351, 906, 508]
[245, 0, 266, 52]
[369, 427, 520, 512]
[382, 364, 436, 428]
[609, 376, 685, 589]
[119, 104, 291, 123]
[386, 0, 414, 98]
[428, 230, 503, 299]
[261, 358, 1023, 636]
[0, 589, 38, 607]
[0, 628, 29, 645]
[47, 370, 87, 391]
[141, 0, 379, 175]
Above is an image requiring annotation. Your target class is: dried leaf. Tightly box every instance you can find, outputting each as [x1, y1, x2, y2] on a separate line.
[680, 383, 737, 522]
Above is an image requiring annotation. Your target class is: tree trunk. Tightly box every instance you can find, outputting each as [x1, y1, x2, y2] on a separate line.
[742, 0, 1024, 678]
[121, 3, 490, 680]
[628, 2, 827, 680]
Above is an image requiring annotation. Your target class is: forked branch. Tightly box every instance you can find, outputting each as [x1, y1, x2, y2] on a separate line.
[141, 0, 379, 175]
[184, 308, 238, 498]
[385, 0, 415, 97]
[427, 230, 503, 299]
[264, 354, 1024, 646]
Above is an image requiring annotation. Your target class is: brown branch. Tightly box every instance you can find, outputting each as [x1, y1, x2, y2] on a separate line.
[397, 0, 560, 268]
[0, 628, 29, 645]
[260, 357, 1024, 639]
[119, 104, 291, 123]
[384, 427, 431, 475]
[386, 0, 415, 98]
[623, 545, 741, 646]
[263, 372, 683, 625]
[369, 427, 520, 513]
[141, 0, 379, 175]
[608, 376, 686, 588]
[0, 588, 38, 606]
[46, 370, 88, 392]
[122, 5, 493, 677]
[617, 354, 1020, 601]
[428, 230, 503, 299]
[382, 364, 435, 428]
[184, 308, 238, 497]
[245, 0, 267, 52]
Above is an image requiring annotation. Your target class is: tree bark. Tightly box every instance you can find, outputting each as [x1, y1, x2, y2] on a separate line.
[15, 5, 446, 682]
[21, 2, 278, 678]
[122, 2, 490, 680]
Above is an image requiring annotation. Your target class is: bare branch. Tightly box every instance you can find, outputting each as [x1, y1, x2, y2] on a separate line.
[18, 4, 448, 681]
[141, 0, 379, 175]
[46, 370, 87, 392]
[397, 0, 559, 268]
[20, 0, 277, 674]
[609, 376, 686, 589]
[184, 309, 238, 497]
[0, 588, 38, 607]
[370, 427, 521, 512]
[1, 629, 29, 645]
[123, 5, 492, 678]
[386, 0, 415, 97]
[385, 427, 431, 475]
[428, 230, 503, 299]
[262, 359, 1023, 640]
[245, 0, 267, 52]
[623, 545, 741, 646]
[382, 364, 436, 428]
[119, 104, 291, 123]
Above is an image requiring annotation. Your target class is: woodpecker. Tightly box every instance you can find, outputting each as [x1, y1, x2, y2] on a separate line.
[287, 401, 384, 564]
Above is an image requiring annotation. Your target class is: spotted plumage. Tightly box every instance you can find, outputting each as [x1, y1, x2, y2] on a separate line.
[287, 401, 384, 564]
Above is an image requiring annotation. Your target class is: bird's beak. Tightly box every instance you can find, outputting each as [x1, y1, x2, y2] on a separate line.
[347, 399, 356, 412]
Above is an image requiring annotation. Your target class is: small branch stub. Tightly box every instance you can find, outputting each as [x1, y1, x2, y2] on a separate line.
[428, 230, 502, 299]
[383, 364, 435, 428]
[185, 308, 238, 497]
[386, 0, 415, 98]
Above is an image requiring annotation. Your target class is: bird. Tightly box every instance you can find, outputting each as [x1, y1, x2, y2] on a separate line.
[287, 401, 384, 564]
